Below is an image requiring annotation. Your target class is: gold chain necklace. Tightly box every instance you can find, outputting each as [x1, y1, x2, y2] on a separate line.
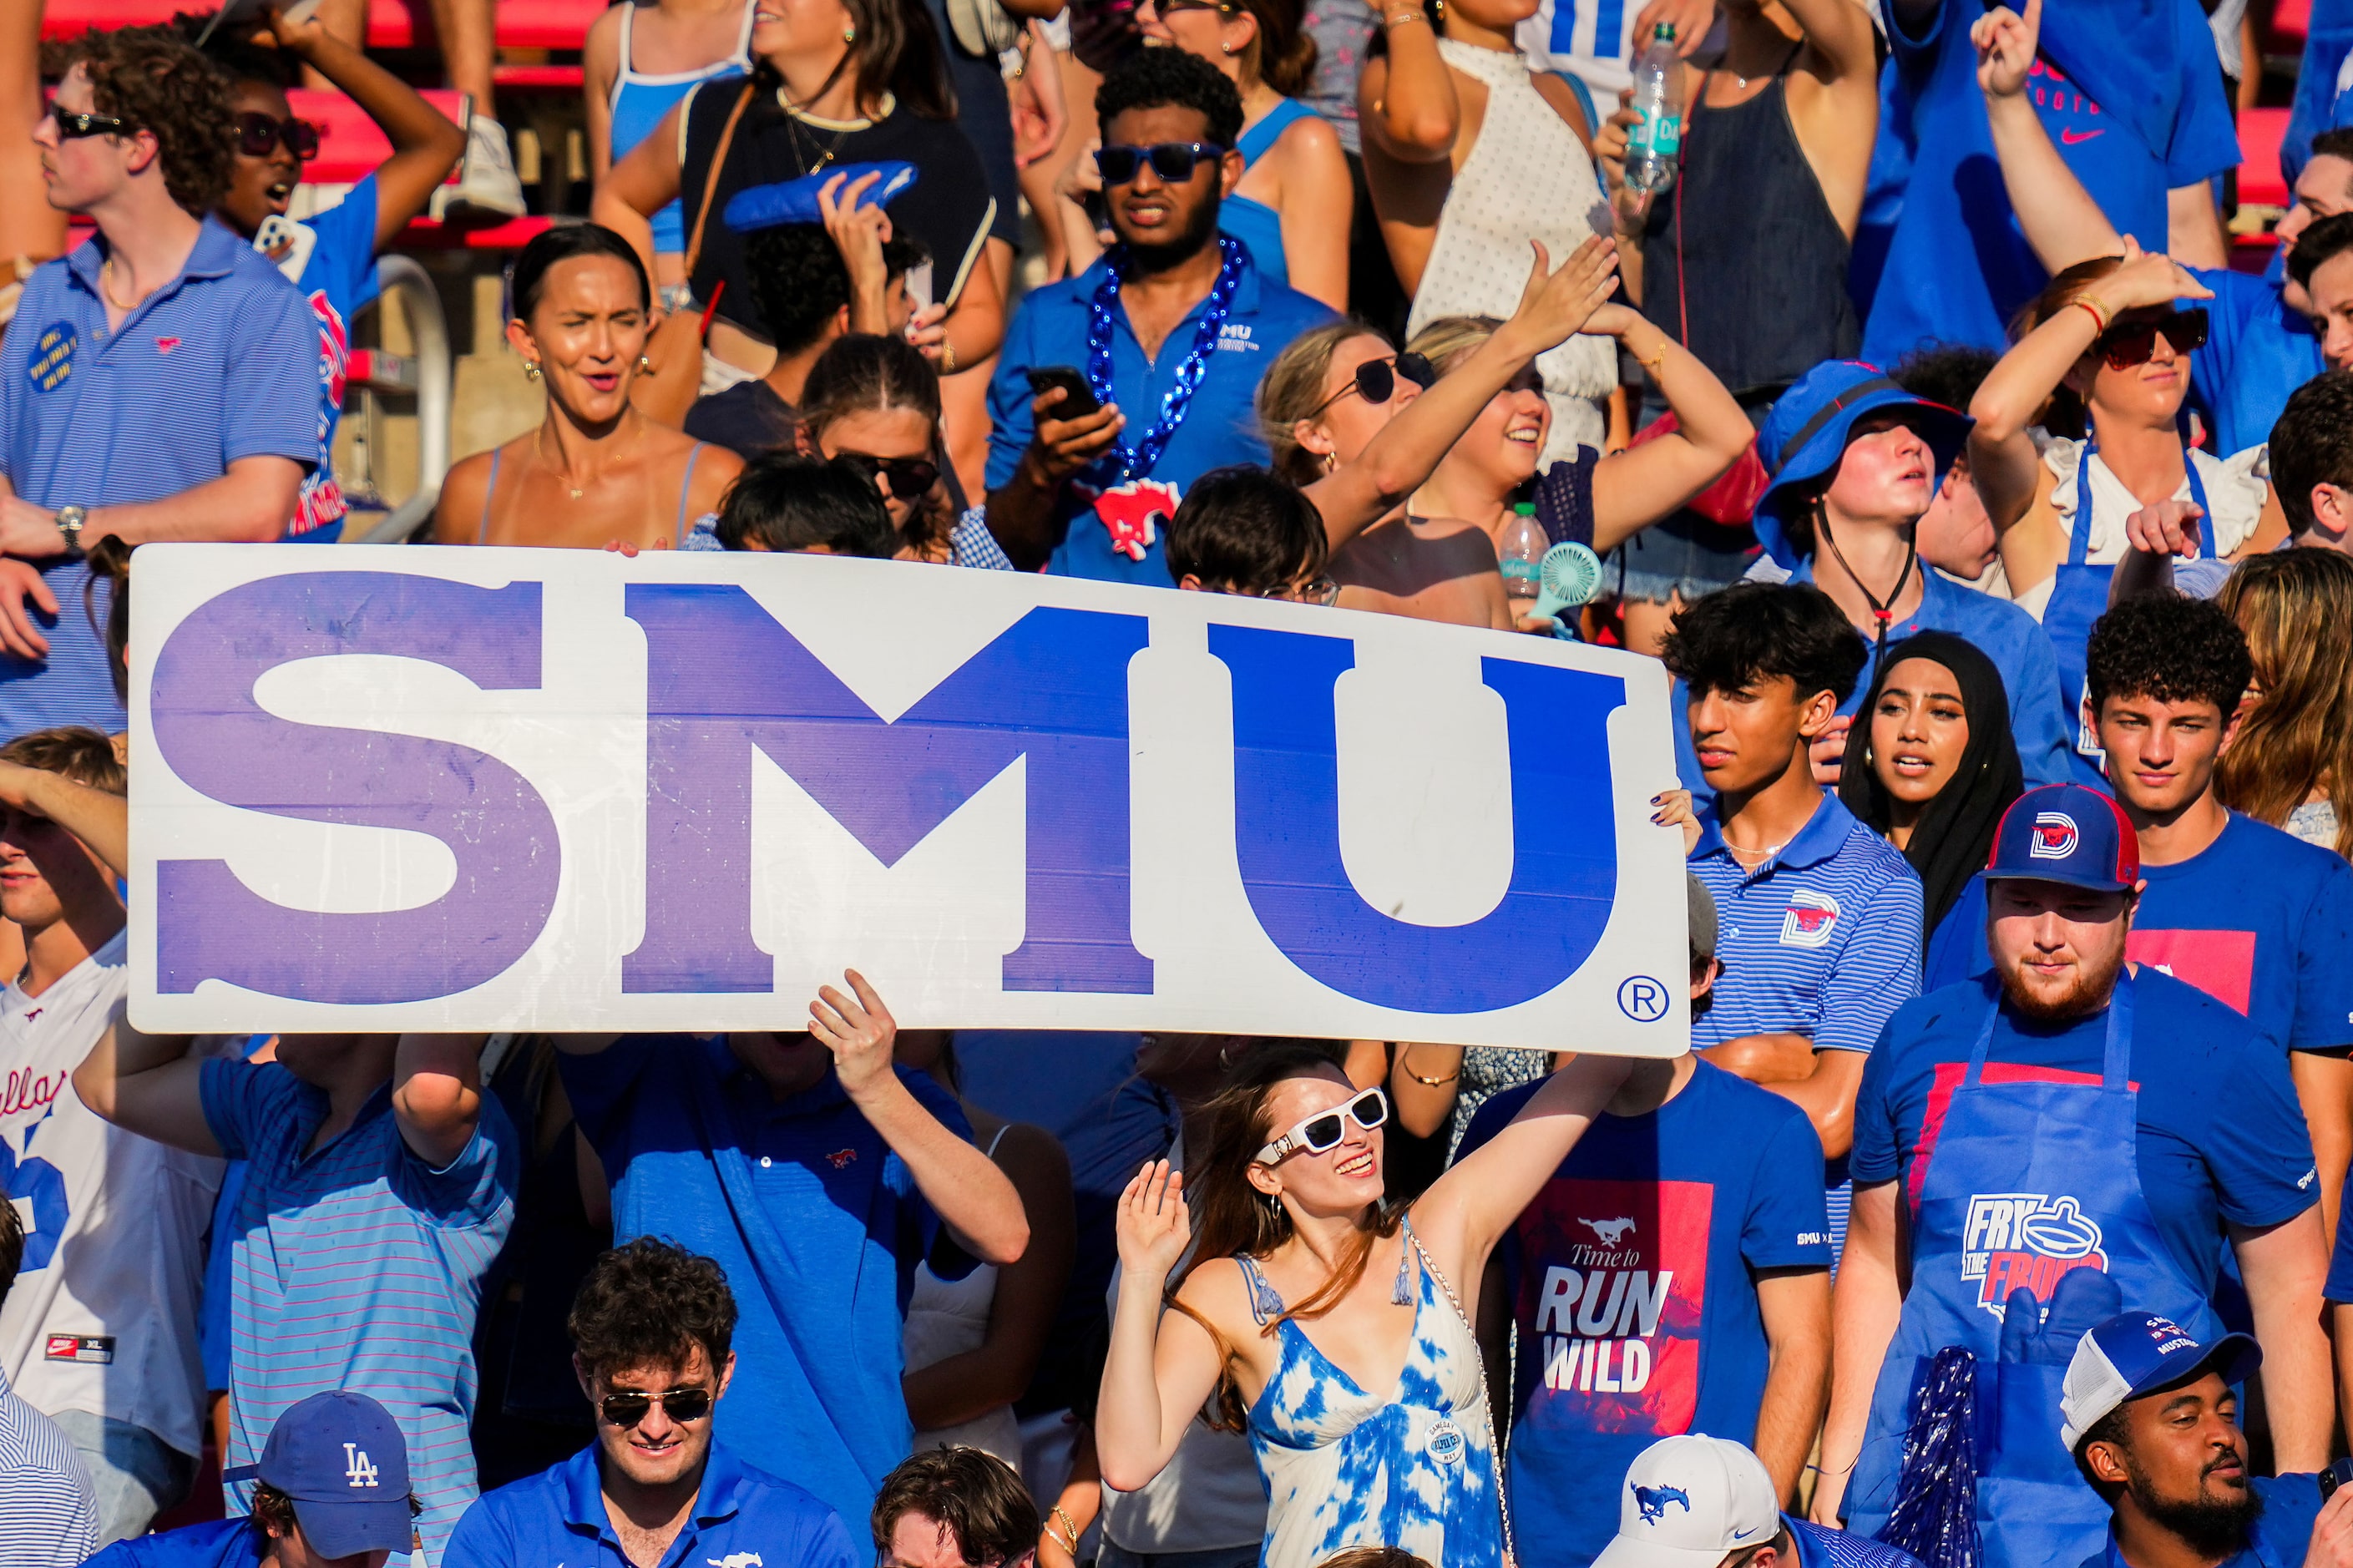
[99, 257, 140, 311]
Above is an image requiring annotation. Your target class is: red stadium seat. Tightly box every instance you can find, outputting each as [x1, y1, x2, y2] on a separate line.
[45, 0, 604, 57]
[2240, 106, 2291, 207]
[2273, 0, 2313, 53]
[289, 85, 468, 189]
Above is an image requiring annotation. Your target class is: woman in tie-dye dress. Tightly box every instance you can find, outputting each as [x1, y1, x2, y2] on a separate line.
[1097, 1042, 1631, 1568]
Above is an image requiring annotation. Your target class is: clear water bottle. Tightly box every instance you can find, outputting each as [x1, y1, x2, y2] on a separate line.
[1500, 502, 1547, 617]
[1626, 23, 1684, 197]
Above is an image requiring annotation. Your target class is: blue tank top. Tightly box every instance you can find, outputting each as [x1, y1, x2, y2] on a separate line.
[1218, 97, 1315, 289]
[610, 2, 755, 255]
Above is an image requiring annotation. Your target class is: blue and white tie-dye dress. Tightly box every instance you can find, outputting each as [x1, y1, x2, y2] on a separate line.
[1235, 1216, 1506, 1568]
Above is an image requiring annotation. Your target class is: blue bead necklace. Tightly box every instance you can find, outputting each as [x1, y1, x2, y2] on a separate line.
[1085, 237, 1245, 483]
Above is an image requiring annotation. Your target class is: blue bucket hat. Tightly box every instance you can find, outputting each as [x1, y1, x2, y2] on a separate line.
[1751, 360, 1975, 570]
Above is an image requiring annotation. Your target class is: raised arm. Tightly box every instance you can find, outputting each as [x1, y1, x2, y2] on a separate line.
[266, 3, 466, 246]
[0, 758, 126, 880]
[812, 971, 1029, 1265]
[1812, 1179, 1901, 1525]
[1973, 0, 2125, 272]
[593, 107, 688, 291]
[1359, 14, 1460, 164]
[392, 1033, 488, 1169]
[583, 4, 623, 187]
[1096, 1161, 1231, 1490]
[1587, 302, 1753, 552]
[73, 1017, 220, 1159]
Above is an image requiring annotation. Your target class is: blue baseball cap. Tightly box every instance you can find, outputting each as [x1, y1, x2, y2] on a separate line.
[2061, 1312, 2260, 1451]
[1751, 360, 1974, 569]
[1984, 782, 2141, 893]
[724, 161, 920, 234]
[240, 1391, 414, 1558]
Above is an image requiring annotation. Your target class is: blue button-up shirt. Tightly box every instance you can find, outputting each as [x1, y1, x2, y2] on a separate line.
[0, 218, 316, 737]
[443, 1442, 858, 1568]
[984, 244, 1335, 585]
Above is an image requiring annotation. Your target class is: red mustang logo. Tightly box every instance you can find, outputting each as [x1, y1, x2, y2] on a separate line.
[1087, 479, 1182, 563]
[826, 1148, 858, 1169]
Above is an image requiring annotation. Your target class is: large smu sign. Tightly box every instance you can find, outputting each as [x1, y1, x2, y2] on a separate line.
[129, 545, 1687, 1050]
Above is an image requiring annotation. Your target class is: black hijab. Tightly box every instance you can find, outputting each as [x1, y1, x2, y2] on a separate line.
[1838, 630, 2025, 948]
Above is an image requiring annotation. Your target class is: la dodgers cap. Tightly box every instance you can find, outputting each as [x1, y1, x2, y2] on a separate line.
[228, 1390, 414, 1558]
[1984, 782, 2140, 893]
[2060, 1313, 2261, 1453]
[1594, 1434, 1780, 1568]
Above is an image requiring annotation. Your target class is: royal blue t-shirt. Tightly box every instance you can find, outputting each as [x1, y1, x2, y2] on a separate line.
[84, 1518, 260, 1568]
[285, 175, 381, 540]
[559, 1039, 972, 1528]
[1859, 0, 2239, 362]
[984, 244, 1335, 584]
[1852, 973, 2318, 1299]
[2187, 266, 2323, 459]
[1923, 814, 2353, 1058]
[1460, 1065, 1831, 1568]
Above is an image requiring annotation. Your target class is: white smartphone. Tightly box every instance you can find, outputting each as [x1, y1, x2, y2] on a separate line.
[905, 260, 934, 312]
[254, 214, 316, 282]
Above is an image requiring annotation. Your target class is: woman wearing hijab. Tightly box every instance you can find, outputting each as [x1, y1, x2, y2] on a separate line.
[1838, 630, 2025, 968]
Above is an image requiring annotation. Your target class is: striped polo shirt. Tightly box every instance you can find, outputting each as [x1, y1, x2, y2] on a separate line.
[200, 1060, 518, 1566]
[0, 218, 316, 739]
[0, 1361, 97, 1568]
[1688, 791, 1924, 1058]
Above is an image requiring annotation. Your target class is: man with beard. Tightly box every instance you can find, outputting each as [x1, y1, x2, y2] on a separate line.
[2062, 1311, 2352, 1568]
[982, 47, 1335, 584]
[1812, 784, 2328, 1568]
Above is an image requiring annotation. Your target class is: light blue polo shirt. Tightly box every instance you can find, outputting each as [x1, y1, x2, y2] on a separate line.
[443, 1441, 858, 1568]
[984, 242, 1336, 584]
[0, 218, 316, 738]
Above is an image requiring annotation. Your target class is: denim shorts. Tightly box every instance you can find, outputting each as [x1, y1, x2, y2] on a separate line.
[1603, 512, 1762, 605]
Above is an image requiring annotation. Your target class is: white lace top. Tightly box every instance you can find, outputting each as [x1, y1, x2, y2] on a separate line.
[2014, 438, 2270, 620]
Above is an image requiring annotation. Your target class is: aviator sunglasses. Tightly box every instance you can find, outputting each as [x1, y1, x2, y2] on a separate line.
[1254, 1087, 1389, 1165]
[598, 1386, 715, 1427]
[2097, 307, 2209, 370]
[235, 111, 321, 161]
[1095, 141, 1227, 185]
[835, 451, 941, 498]
[1309, 352, 1436, 417]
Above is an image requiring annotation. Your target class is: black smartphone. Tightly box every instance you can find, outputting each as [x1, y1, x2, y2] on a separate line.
[1027, 366, 1101, 419]
[2322, 1457, 2353, 1500]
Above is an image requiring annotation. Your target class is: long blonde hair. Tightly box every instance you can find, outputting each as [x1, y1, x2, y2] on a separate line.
[2216, 549, 2353, 858]
[1257, 321, 1388, 485]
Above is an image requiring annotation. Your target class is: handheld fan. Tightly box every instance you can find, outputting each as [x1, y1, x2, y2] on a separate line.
[1531, 541, 1604, 624]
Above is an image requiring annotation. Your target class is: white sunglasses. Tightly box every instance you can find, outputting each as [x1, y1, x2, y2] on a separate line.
[1255, 1087, 1389, 1166]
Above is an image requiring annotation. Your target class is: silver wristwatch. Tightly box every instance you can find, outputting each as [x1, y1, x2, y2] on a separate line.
[53, 504, 84, 557]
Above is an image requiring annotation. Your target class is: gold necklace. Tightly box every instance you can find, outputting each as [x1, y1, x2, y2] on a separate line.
[99, 257, 139, 311]
[542, 412, 644, 499]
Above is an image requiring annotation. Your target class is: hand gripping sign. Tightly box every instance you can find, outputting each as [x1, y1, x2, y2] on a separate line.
[128, 546, 1688, 1050]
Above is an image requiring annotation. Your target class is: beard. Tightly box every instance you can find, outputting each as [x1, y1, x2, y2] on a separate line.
[2128, 1464, 2261, 1557]
[1121, 190, 1223, 276]
[1998, 938, 2126, 1023]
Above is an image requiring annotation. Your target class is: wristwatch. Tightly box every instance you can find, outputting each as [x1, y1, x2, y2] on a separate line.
[53, 505, 85, 558]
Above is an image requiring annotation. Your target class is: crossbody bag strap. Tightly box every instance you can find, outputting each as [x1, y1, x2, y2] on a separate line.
[682, 80, 759, 280]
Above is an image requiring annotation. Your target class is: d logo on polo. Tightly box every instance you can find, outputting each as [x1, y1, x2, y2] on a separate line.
[2031, 812, 2081, 860]
[1961, 1192, 2108, 1318]
[1779, 889, 1840, 948]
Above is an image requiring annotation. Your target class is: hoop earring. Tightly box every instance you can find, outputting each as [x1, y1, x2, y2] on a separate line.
[523, 361, 541, 382]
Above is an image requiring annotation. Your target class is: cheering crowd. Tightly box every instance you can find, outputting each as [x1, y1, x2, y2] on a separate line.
[11, 0, 2353, 1565]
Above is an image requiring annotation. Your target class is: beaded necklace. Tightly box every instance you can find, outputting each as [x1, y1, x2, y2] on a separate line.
[1085, 236, 1244, 483]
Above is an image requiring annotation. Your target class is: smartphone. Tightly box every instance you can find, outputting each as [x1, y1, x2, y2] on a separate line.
[1026, 366, 1101, 419]
[2322, 1458, 2353, 1501]
[253, 214, 315, 282]
[904, 260, 934, 312]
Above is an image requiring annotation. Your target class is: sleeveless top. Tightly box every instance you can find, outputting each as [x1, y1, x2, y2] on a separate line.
[609, 3, 754, 255]
[2011, 437, 2268, 620]
[1219, 97, 1317, 289]
[476, 442, 713, 547]
[1405, 39, 1615, 463]
[1638, 51, 1857, 401]
[1237, 1216, 1505, 1568]
[903, 1125, 1023, 1465]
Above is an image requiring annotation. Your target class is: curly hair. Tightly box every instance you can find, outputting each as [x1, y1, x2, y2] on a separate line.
[870, 1449, 1039, 1567]
[569, 1238, 738, 1385]
[67, 26, 236, 215]
[1095, 46, 1244, 149]
[743, 222, 929, 357]
[170, 11, 296, 90]
[2084, 593, 2252, 717]
[1659, 581, 1868, 706]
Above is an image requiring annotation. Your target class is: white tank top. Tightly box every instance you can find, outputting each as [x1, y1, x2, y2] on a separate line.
[904, 1125, 1022, 1465]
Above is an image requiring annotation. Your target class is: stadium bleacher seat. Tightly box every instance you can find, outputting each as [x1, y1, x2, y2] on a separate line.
[291, 84, 468, 190]
[43, 0, 599, 87]
[2273, 0, 2312, 54]
[2240, 105, 2292, 207]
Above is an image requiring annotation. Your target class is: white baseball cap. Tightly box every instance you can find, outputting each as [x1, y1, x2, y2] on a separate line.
[1594, 1434, 1782, 1568]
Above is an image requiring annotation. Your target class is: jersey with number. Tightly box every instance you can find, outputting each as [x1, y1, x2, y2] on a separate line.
[0, 933, 223, 1456]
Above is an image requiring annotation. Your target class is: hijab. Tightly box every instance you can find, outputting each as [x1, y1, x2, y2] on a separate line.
[1838, 631, 2025, 947]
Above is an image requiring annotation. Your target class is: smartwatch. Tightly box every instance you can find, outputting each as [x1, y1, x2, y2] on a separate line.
[53, 504, 85, 558]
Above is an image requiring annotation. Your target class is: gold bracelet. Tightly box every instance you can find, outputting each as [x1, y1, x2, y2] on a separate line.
[1637, 338, 1668, 381]
[1384, 8, 1429, 24]
[939, 339, 959, 376]
[1400, 1046, 1460, 1086]
[1047, 1507, 1081, 1555]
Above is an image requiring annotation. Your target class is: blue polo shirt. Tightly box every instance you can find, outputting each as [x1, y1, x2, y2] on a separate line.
[559, 1039, 973, 1528]
[2081, 1469, 2321, 1567]
[2187, 265, 2322, 459]
[443, 1441, 858, 1568]
[0, 219, 316, 738]
[83, 1517, 260, 1568]
[984, 243, 1335, 584]
[286, 176, 382, 541]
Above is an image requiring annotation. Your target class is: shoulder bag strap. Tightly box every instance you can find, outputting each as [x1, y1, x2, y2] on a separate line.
[682, 80, 759, 281]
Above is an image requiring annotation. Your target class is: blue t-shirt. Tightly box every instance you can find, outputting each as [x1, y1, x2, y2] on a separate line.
[1851, 973, 2319, 1299]
[0, 219, 316, 738]
[199, 1059, 519, 1563]
[84, 1518, 260, 1568]
[984, 245, 1336, 584]
[2186, 266, 2322, 458]
[559, 1039, 971, 1528]
[2079, 1474, 2323, 1568]
[443, 1441, 858, 1568]
[1859, 0, 2239, 362]
[1924, 814, 2353, 1058]
[1459, 1065, 1831, 1568]
[286, 175, 382, 540]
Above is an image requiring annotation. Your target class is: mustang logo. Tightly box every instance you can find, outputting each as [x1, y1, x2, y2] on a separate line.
[1634, 1485, 1691, 1525]
[1581, 1216, 1637, 1247]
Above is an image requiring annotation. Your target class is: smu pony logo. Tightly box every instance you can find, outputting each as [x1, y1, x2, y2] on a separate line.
[1961, 1192, 2108, 1319]
[1779, 889, 1840, 948]
[1087, 478, 1180, 563]
[2031, 812, 2081, 860]
[1634, 1485, 1691, 1525]
[1581, 1216, 1637, 1247]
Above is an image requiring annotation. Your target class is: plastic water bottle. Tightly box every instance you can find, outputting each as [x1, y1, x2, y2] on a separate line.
[1500, 502, 1547, 618]
[1626, 23, 1684, 198]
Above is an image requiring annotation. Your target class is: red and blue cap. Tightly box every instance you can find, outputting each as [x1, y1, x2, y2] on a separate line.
[2062, 1312, 2260, 1452]
[1985, 783, 2141, 893]
[224, 1391, 413, 1558]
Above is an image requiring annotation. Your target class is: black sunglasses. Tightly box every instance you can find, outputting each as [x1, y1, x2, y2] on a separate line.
[599, 1386, 714, 1427]
[1309, 352, 1435, 417]
[2097, 307, 2209, 369]
[50, 107, 134, 140]
[835, 451, 940, 498]
[1095, 141, 1226, 185]
[235, 111, 321, 161]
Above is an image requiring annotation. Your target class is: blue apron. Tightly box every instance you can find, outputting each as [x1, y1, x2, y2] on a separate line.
[1844, 977, 2223, 1568]
[2042, 440, 2211, 787]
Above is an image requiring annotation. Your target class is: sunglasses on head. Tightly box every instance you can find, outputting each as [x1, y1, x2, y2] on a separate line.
[234, 111, 321, 161]
[1095, 141, 1226, 185]
[1309, 352, 1436, 418]
[50, 107, 133, 140]
[1255, 1087, 1389, 1165]
[2097, 307, 2209, 369]
[835, 451, 940, 498]
[598, 1386, 714, 1428]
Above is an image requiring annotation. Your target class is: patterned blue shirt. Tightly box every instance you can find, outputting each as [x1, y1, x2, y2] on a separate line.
[0, 1363, 95, 1568]
[0, 219, 316, 738]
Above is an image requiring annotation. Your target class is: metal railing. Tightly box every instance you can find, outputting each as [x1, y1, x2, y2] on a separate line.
[342, 254, 453, 544]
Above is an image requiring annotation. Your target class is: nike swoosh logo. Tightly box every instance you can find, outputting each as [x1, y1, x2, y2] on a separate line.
[2060, 128, 2105, 144]
[1730, 1527, 1763, 1541]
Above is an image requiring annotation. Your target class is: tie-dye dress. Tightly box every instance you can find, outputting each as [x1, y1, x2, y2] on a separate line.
[1235, 1216, 1506, 1568]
